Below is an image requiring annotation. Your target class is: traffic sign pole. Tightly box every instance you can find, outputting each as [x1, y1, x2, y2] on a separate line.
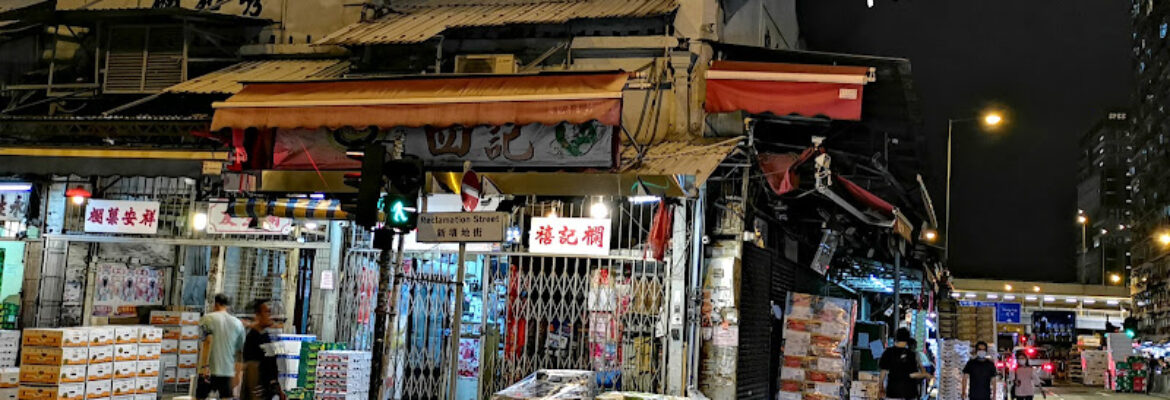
[448, 161, 471, 400]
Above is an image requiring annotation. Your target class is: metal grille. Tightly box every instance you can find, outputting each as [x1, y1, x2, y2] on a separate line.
[104, 26, 184, 94]
[388, 252, 456, 400]
[63, 176, 196, 237]
[337, 248, 380, 351]
[220, 247, 288, 313]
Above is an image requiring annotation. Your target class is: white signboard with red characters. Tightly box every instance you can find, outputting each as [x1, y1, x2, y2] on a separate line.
[206, 203, 293, 235]
[84, 199, 161, 234]
[528, 217, 611, 256]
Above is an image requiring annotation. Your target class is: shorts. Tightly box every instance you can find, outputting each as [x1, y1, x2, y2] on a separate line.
[196, 375, 234, 400]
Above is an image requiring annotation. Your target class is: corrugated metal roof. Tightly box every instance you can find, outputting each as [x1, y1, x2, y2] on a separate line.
[0, 0, 47, 13]
[620, 138, 740, 187]
[166, 59, 350, 94]
[319, 0, 678, 45]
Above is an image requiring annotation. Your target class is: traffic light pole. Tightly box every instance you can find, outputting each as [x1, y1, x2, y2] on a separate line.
[370, 228, 400, 400]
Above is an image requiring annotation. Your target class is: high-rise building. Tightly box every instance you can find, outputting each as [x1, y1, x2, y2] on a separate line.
[1077, 110, 1131, 285]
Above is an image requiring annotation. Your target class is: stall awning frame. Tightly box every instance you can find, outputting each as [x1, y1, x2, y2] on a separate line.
[705, 60, 874, 121]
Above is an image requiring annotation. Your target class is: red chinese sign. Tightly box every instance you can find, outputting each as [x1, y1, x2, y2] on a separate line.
[528, 217, 611, 256]
[84, 200, 161, 234]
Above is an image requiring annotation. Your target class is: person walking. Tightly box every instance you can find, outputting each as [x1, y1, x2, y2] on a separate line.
[241, 299, 284, 400]
[198, 294, 246, 400]
[1010, 356, 1043, 400]
[961, 341, 998, 400]
[879, 328, 931, 400]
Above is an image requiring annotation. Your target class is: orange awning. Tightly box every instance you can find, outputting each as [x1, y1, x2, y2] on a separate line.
[211, 72, 628, 130]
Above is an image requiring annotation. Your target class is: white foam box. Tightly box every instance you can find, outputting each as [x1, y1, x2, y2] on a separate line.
[159, 328, 178, 342]
[112, 396, 133, 400]
[0, 368, 18, 388]
[0, 331, 18, 346]
[179, 327, 199, 341]
[133, 378, 155, 394]
[176, 355, 197, 370]
[160, 370, 175, 385]
[85, 364, 112, 381]
[111, 363, 135, 380]
[112, 328, 137, 345]
[133, 395, 154, 400]
[113, 345, 137, 362]
[23, 329, 88, 348]
[177, 341, 198, 355]
[179, 313, 200, 326]
[135, 328, 160, 345]
[19, 365, 87, 384]
[18, 383, 85, 400]
[110, 380, 134, 397]
[0, 387, 15, 400]
[84, 380, 110, 399]
[176, 369, 195, 384]
[158, 356, 176, 370]
[86, 328, 114, 347]
[158, 341, 176, 355]
[135, 345, 159, 361]
[87, 347, 113, 364]
[133, 361, 157, 378]
[21, 348, 88, 366]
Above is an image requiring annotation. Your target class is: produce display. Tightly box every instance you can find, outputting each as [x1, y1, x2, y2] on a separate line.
[778, 293, 857, 400]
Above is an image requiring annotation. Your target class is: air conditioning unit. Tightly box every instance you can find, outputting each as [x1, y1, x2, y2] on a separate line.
[455, 54, 517, 74]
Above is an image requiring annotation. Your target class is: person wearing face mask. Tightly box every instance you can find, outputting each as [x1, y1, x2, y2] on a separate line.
[961, 342, 997, 400]
[1010, 355, 1043, 400]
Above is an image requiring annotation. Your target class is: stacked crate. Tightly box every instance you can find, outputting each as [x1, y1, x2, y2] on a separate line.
[1, 367, 17, 400]
[313, 351, 371, 400]
[297, 342, 347, 400]
[148, 311, 199, 387]
[17, 326, 161, 400]
[937, 301, 958, 339]
[938, 340, 971, 400]
[955, 306, 996, 349]
[271, 335, 316, 391]
[1081, 350, 1108, 386]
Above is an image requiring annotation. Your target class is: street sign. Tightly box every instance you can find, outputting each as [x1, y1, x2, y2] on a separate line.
[529, 217, 612, 256]
[84, 199, 161, 234]
[415, 212, 506, 243]
[996, 303, 1022, 324]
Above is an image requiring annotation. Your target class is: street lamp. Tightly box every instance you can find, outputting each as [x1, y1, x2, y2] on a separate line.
[1110, 273, 1122, 284]
[1159, 232, 1170, 246]
[945, 110, 1007, 261]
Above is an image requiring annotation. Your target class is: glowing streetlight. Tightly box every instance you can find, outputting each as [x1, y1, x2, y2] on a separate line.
[1159, 232, 1170, 246]
[1004, 284, 1013, 291]
[1110, 274, 1122, 284]
[923, 229, 938, 242]
[983, 112, 1004, 127]
[1033, 286, 1041, 293]
[1077, 215, 1088, 224]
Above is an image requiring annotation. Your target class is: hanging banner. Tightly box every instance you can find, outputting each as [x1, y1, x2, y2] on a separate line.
[84, 199, 161, 234]
[402, 122, 615, 168]
[206, 203, 293, 235]
[0, 192, 30, 222]
[528, 217, 611, 256]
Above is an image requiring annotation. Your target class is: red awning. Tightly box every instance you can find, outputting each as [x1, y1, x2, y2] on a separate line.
[835, 175, 895, 216]
[211, 72, 628, 130]
[759, 148, 819, 196]
[705, 60, 872, 121]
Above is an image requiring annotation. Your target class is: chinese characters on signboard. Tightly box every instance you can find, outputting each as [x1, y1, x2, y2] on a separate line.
[528, 217, 611, 256]
[84, 200, 161, 234]
[402, 122, 615, 168]
[206, 203, 293, 235]
[415, 212, 506, 243]
[0, 192, 29, 222]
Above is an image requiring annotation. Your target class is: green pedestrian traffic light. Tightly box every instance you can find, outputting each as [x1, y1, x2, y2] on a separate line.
[382, 193, 417, 232]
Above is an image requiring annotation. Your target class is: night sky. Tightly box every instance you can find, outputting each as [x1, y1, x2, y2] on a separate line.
[795, 1, 1133, 281]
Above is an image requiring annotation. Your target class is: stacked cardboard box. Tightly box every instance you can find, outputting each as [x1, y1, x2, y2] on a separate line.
[314, 351, 371, 400]
[848, 380, 879, 400]
[17, 327, 160, 400]
[939, 340, 971, 400]
[0, 331, 19, 367]
[148, 311, 199, 386]
[1106, 333, 1135, 392]
[938, 301, 958, 339]
[2, 368, 19, 400]
[1081, 350, 1108, 386]
[297, 342, 347, 400]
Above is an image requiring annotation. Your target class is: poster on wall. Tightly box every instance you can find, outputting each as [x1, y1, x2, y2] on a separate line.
[0, 192, 29, 222]
[84, 199, 161, 234]
[93, 263, 165, 313]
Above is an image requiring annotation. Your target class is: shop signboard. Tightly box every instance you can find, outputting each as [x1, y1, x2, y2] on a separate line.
[84, 200, 161, 234]
[0, 191, 30, 222]
[528, 217, 611, 256]
[206, 203, 293, 235]
[403, 122, 615, 168]
[996, 302, 1022, 324]
[415, 212, 506, 243]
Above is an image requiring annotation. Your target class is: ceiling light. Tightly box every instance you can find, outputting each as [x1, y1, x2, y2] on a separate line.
[193, 212, 208, 231]
[1107, 300, 1120, 306]
[590, 201, 609, 219]
[1044, 296, 1056, 302]
[1025, 296, 1038, 301]
[1003, 295, 1016, 301]
[987, 294, 998, 299]
[0, 183, 32, 192]
[1083, 299, 1097, 304]
[1065, 298, 1078, 303]
[964, 293, 976, 298]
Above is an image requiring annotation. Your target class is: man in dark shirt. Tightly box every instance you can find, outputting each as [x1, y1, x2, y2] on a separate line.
[880, 328, 928, 400]
[962, 341, 998, 400]
[241, 299, 284, 400]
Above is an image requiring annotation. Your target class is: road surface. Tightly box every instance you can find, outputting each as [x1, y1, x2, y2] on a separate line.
[1048, 384, 1161, 400]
